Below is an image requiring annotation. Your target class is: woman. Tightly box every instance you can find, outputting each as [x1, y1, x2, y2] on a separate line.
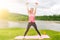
[24, 2, 41, 37]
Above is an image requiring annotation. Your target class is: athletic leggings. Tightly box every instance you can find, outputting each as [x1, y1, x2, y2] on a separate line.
[24, 22, 41, 36]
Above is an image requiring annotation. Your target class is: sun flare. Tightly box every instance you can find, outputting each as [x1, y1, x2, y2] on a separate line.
[0, 9, 9, 19]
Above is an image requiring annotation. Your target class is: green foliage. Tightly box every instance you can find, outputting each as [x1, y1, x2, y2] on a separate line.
[8, 13, 28, 21]
[8, 13, 60, 21]
[36, 15, 60, 21]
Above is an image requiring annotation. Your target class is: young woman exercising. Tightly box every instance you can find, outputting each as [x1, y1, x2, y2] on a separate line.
[24, 2, 41, 37]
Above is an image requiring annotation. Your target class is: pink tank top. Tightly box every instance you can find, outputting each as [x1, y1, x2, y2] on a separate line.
[29, 14, 35, 22]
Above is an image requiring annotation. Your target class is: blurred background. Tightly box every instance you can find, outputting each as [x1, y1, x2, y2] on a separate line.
[0, 0, 60, 31]
[0, 0, 60, 40]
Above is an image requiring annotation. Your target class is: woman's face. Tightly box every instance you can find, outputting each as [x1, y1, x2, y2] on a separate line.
[29, 8, 34, 13]
[30, 8, 34, 12]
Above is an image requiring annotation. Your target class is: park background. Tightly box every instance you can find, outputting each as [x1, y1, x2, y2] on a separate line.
[0, 0, 60, 40]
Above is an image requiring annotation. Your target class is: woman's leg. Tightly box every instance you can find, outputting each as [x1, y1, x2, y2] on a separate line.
[24, 22, 31, 36]
[32, 22, 41, 36]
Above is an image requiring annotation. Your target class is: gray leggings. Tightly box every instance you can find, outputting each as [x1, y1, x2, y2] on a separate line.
[24, 22, 41, 36]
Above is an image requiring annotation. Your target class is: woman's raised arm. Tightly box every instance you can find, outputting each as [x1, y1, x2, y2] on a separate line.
[26, 2, 29, 14]
[34, 2, 38, 15]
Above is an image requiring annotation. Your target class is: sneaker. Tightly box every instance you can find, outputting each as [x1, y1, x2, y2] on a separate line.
[37, 35, 43, 39]
[23, 36, 25, 40]
[39, 36, 43, 39]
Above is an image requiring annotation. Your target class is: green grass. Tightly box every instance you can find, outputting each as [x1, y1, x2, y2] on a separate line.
[0, 28, 60, 40]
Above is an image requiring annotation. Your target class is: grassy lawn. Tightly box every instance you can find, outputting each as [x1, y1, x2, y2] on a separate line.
[0, 28, 60, 40]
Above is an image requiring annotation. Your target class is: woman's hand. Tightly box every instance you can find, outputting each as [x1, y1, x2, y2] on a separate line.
[35, 2, 38, 5]
[26, 2, 29, 5]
